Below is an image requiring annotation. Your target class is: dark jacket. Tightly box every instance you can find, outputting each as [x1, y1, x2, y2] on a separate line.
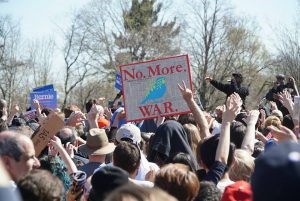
[265, 83, 289, 115]
[210, 79, 249, 109]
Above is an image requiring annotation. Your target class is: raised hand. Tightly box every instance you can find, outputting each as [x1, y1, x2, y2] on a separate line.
[205, 76, 212, 81]
[243, 110, 260, 125]
[222, 93, 242, 122]
[67, 111, 86, 127]
[278, 90, 294, 113]
[267, 125, 297, 142]
[33, 99, 41, 110]
[177, 80, 193, 102]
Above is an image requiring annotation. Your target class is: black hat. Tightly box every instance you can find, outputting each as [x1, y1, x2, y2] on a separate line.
[90, 166, 129, 200]
[251, 141, 300, 201]
[232, 73, 243, 80]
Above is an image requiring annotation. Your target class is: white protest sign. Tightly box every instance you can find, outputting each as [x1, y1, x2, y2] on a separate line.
[120, 55, 192, 121]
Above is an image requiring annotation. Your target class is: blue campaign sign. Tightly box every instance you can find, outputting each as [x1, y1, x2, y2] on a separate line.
[115, 73, 122, 91]
[32, 84, 54, 92]
[30, 90, 58, 109]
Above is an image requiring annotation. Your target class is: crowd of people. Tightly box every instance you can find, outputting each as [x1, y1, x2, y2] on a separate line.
[0, 73, 299, 201]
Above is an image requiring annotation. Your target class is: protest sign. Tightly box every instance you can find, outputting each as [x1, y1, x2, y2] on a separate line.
[120, 55, 192, 121]
[32, 84, 54, 92]
[115, 73, 122, 91]
[31, 111, 65, 157]
[22, 110, 37, 121]
[30, 90, 58, 109]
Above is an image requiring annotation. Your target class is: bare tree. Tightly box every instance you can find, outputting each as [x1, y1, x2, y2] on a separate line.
[182, 0, 271, 110]
[61, 18, 97, 109]
[274, 27, 300, 88]
[26, 37, 55, 86]
[0, 15, 29, 110]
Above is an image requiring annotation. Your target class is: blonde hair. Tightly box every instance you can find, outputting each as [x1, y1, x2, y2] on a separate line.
[229, 149, 255, 182]
[263, 115, 281, 129]
[183, 123, 201, 157]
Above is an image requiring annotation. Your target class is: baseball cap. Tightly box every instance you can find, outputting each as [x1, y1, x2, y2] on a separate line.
[115, 123, 141, 144]
[221, 181, 252, 201]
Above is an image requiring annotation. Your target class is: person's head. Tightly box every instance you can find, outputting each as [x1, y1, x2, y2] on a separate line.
[171, 152, 195, 172]
[230, 121, 246, 149]
[252, 141, 264, 158]
[89, 166, 129, 201]
[105, 184, 178, 201]
[9, 125, 35, 138]
[57, 126, 77, 146]
[263, 115, 281, 134]
[194, 181, 221, 201]
[0, 131, 40, 181]
[183, 123, 201, 157]
[63, 104, 81, 118]
[41, 108, 52, 116]
[198, 134, 235, 171]
[78, 128, 115, 159]
[229, 149, 255, 182]
[115, 123, 142, 145]
[39, 155, 71, 191]
[148, 120, 198, 169]
[251, 141, 300, 201]
[17, 169, 64, 201]
[155, 163, 199, 201]
[276, 74, 285, 84]
[232, 73, 243, 84]
[113, 141, 141, 177]
[271, 110, 283, 122]
[86, 99, 98, 113]
[177, 113, 197, 126]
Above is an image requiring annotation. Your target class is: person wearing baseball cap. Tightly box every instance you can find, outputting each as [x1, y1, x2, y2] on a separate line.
[115, 123, 159, 181]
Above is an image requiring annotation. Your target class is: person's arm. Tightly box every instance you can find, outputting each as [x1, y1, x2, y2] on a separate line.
[288, 76, 299, 96]
[33, 99, 42, 117]
[268, 125, 297, 142]
[6, 104, 19, 126]
[178, 81, 211, 139]
[255, 130, 268, 144]
[241, 110, 260, 154]
[205, 76, 232, 95]
[215, 93, 242, 163]
[50, 136, 78, 174]
[86, 104, 99, 129]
